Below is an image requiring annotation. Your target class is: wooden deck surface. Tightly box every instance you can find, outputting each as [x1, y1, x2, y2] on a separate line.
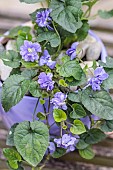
[1, 0, 113, 169]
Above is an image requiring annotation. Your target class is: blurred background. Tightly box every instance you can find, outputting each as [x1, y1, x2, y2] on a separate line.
[0, 0, 113, 56]
[0, 0, 113, 57]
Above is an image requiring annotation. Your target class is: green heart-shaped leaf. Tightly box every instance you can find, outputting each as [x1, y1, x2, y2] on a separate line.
[53, 109, 67, 122]
[70, 103, 86, 119]
[14, 121, 49, 167]
[70, 120, 86, 135]
[79, 146, 95, 160]
[50, 0, 82, 33]
[81, 87, 113, 120]
[37, 32, 61, 48]
[2, 75, 30, 111]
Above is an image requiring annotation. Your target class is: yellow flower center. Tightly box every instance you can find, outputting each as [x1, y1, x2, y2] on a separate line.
[28, 48, 33, 53]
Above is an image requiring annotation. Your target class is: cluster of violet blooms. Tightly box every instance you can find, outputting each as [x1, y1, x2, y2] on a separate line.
[88, 67, 109, 91]
[20, 8, 109, 154]
[36, 8, 53, 30]
[49, 134, 79, 154]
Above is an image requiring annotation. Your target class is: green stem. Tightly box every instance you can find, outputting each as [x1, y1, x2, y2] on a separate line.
[43, 102, 49, 126]
[77, 57, 94, 76]
[60, 122, 63, 137]
[67, 102, 73, 108]
[82, 14, 98, 20]
[40, 2, 46, 8]
[83, 0, 99, 18]
[48, 96, 51, 113]
[38, 155, 50, 170]
[43, 102, 46, 114]
[42, 40, 48, 48]
[52, 21, 61, 53]
[46, 0, 50, 6]
[33, 98, 40, 121]
[49, 121, 55, 128]
[32, 167, 35, 170]
[83, 8, 90, 18]
[65, 121, 73, 126]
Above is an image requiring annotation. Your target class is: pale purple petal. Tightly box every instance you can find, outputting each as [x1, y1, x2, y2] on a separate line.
[39, 56, 47, 66]
[38, 72, 54, 91]
[62, 104, 67, 110]
[39, 50, 56, 69]
[70, 51, 77, 60]
[66, 42, 79, 60]
[94, 67, 104, 77]
[88, 67, 109, 91]
[54, 134, 77, 152]
[20, 40, 41, 62]
[36, 9, 53, 30]
[48, 142, 56, 154]
[68, 145, 75, 152]
[47, 60, 56, 69]
[51, 92, 67, 110]
[71, 42, 79, 49]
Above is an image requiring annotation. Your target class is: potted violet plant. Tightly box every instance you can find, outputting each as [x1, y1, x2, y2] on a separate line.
[0, 0, 113, 169]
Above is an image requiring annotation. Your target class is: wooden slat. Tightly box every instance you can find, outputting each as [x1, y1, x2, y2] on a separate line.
[0, 17, 27, 31]
[60, 152, 113, 168]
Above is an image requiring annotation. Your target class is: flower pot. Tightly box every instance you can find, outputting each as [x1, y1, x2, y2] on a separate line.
[0, 30, 107, 136]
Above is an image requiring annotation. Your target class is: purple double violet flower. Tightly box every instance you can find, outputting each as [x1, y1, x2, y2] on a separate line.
[54, 134, 78, 152]
[20, 40, 41, 62]
[38, 72, 54, 91]
[36, 9, 53, 30]
[66, 42, 79, 60]
[89, 67, 109, 91]
[39, 50, 56, 69]
[51, 92, 67, 110]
